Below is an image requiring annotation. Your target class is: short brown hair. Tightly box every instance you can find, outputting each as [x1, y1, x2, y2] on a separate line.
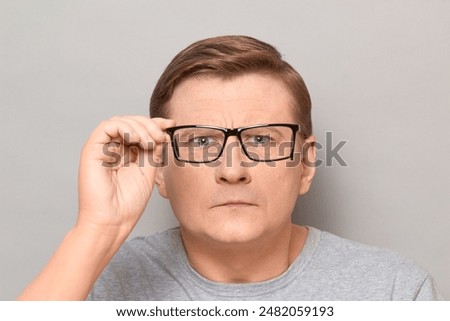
[150, 35, 312, 138]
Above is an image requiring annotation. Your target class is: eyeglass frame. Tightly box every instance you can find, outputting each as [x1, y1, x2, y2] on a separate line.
[165, 123, 300, 164]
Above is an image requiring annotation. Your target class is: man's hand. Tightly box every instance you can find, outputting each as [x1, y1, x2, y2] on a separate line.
[18, 116, 175, 300]
[77, 116, 175, 241]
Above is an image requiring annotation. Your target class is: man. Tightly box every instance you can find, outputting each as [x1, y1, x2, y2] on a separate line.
[19, 35, 440, 300]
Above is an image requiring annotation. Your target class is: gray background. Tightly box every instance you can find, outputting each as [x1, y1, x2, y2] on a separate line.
[1, 0, 449, 300]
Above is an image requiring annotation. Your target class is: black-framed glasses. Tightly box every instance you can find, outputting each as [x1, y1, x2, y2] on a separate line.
[166, 123, 299, 163]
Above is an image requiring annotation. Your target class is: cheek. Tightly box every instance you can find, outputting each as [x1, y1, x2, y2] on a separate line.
[166, 166, 191, 197]
[267, 161, 302, 189]
[164, 163, 213, 209]
[260, 164, 303, 209]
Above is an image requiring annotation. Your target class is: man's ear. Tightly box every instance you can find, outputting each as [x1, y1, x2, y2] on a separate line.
[155, 166, 169, 199]
[298, 135, 316, 196]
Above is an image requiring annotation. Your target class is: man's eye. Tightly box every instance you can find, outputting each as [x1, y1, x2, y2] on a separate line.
[190, 136, 215, 147]
[248, 135, 271, 145]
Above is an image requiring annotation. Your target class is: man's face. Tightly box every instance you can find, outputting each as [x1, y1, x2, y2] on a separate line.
[156, 73, 315, 244]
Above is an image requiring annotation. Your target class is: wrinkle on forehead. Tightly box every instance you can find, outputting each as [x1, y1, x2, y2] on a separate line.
[166, 74, 296, 127]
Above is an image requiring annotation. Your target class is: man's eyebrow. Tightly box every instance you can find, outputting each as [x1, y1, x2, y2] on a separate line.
[254, 127, 282, 134]
[243, 126, 286, 138]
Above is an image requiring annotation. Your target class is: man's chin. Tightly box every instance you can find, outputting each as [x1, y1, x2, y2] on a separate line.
[178, 211, 273, 245]
[202, 223, 267, 245]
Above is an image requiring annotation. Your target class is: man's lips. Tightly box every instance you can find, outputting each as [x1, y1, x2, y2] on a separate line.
[212, 201, 256, 208]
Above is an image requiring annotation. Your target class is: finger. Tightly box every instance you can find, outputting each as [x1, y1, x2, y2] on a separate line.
[119, 117, 171, 153]
[151, 118, 176, 144]
[150, 117, 177, 130]
[121, 116, 175, 144]
[120, 116, 158, 149]
[116, 117, 172, 168]
[119, 115, 176, 131]
[90, 119, 142, 145]
[136, 145, 163, 184]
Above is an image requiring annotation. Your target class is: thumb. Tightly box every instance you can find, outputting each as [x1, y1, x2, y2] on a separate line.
[139, 142, 165, 185]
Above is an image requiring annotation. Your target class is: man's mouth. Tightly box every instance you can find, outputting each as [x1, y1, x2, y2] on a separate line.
[213, 201, 256, 208]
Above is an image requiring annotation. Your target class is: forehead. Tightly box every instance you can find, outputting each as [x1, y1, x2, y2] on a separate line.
[166, 73, 295, 127]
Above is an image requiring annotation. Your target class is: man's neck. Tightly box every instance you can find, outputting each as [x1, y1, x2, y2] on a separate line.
[180, 224, 308, 283]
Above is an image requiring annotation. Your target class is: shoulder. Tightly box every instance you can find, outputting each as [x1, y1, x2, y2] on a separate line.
[88, 228, 182, 300]
[123, 227, 179, 252]
[110, 227, 181, 268]
[317, 229, 420, 269]
[313, 228, 426, 278]
[304, 227, 440, 300]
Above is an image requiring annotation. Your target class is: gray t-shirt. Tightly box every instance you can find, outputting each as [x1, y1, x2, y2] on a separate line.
[89, 226, 441, 300]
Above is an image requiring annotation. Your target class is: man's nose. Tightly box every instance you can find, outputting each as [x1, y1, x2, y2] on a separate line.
[214, 137, 251, 184]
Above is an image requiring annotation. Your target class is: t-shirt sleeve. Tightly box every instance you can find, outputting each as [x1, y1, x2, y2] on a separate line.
[414, 276, 443, 300]
[86, 264, 124, 300]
